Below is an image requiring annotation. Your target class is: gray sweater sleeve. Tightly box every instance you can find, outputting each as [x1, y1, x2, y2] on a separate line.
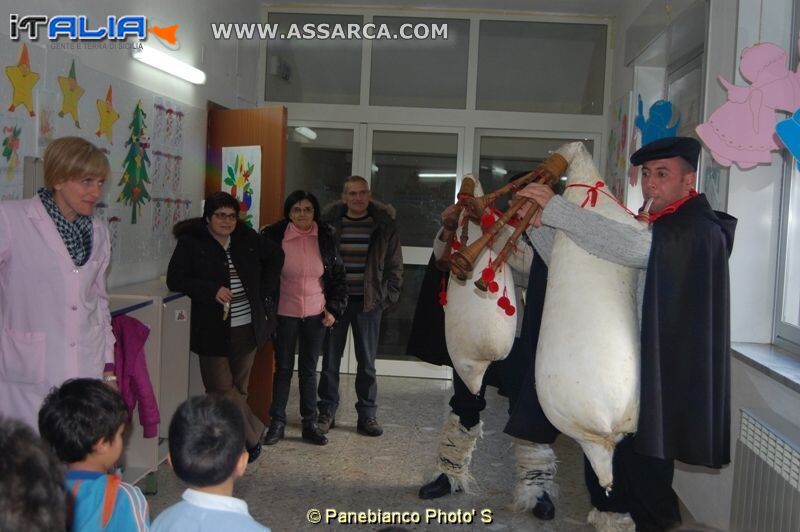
[538, 195, 651, 269]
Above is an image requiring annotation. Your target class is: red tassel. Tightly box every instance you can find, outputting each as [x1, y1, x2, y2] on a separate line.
[480, 212, 495, 228]
[487, 281, 499, 293]
[451, 240, 461, 251]
[481, 267, 495, 283]
[438, 276, 447, 306]
[498, 296, 510, 309]
[505, 305, 516, 316]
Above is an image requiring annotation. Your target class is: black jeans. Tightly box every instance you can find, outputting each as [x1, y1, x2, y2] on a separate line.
[269, 314, 326, 427]
[584, 435, 681, 532]
[318, 300, 383, 419]
[449, 370, 488, 430]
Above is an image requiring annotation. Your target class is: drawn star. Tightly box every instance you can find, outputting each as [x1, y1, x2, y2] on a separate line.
[58, 75, 84, 128]
[5, 63, 39, 117]
[96, 88, 119, 142]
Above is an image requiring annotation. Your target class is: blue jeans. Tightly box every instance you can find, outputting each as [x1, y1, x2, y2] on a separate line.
[269, 314, 326, 427]
[318, 300, 383, 419]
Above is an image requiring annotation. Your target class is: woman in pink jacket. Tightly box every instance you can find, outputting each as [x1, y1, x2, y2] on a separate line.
[261, 190, 348, 446]
[0, 137, 114, 431]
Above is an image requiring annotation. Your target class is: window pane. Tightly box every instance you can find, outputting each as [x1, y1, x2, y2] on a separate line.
[370, 17, 469, 109]
[285, 127, 353, 208]
[781, 162, 800, 329]
[378, 264, 425, 360]
[266, 13, 362, 104]
[477, 20, 606, 114]
[370, 131, 458, 247]
[478, 136, 594, 210]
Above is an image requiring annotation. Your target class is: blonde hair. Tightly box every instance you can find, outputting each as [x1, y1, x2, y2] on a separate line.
[43, 137, 110, 189]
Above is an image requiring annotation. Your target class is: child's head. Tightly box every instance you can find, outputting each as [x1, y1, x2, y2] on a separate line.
[0, 417, 68, 532]
[38, 378, 127, 468]
[169, 395, 247, 487]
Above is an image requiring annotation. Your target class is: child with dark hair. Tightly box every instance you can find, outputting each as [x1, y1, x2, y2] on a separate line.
[38, 378, 150, 531]
[0, 417, 68, 532]
[151, 395, 270, 531]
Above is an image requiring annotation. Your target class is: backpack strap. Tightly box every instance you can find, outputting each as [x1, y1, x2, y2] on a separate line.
[101, 474, 121, 528]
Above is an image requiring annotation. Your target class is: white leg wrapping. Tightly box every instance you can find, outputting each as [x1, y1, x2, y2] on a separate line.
[511, 438, 558, 511]
[435, 412, 482, 495]
[587, 508, 636, 532]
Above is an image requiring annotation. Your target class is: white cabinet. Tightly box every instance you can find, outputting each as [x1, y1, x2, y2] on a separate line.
[110, 279, 191, 486]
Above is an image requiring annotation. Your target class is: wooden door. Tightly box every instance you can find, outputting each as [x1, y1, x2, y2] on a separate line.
[207, 105, 286, 424]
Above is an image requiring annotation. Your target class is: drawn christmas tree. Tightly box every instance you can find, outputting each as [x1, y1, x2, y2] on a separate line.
[117, 100, 151, 223]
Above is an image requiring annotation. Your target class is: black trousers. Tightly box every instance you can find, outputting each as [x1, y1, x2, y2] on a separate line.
[584, 435, 681, 532]
[449, 371, 488, 429]
[318, 300, 383, 419]
[269, 314, 326, 427]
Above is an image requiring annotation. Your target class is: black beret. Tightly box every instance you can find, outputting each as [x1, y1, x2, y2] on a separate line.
[630, 136, 701, 170]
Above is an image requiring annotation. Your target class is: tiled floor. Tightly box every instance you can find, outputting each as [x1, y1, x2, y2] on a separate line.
[143, 373, 594, 531]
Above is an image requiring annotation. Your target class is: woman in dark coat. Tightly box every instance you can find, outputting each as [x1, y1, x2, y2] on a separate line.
[167, 191, 283, 462]
[261, 190, 347, 446]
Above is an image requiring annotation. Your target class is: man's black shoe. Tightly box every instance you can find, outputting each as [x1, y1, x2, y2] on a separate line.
[317, 413, 335, 434]
[246, 442, 262, 463]
[357, 417, 383, 437]
[418, 473, 452, 499]
[302, 425, 328, 446]
[263, 422, 285, 445]
[532, 492, 555, 520]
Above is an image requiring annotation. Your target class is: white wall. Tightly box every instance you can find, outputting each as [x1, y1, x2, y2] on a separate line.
[726, 0, 794, 343]
[673, 356, 800, 528]
[5, 0, 261, 288]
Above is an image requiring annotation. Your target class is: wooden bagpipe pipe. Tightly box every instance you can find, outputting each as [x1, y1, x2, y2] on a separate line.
[436, 152, 569, 290]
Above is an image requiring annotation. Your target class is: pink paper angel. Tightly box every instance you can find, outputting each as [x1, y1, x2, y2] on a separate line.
[696, 41, 800, 169]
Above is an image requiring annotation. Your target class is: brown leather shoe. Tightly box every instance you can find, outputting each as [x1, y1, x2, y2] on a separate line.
[317, 413, 335, 434]
[357, 417, 383, 437]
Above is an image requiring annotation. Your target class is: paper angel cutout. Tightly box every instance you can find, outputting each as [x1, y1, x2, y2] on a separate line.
[776, 108, 800, 169]
[696, 41, 800, 169]
[634, 95, 681, 145]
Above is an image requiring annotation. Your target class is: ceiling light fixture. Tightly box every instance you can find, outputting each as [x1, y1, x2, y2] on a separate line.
[295, 126, 317, 140]
[131, 43, 206, 85]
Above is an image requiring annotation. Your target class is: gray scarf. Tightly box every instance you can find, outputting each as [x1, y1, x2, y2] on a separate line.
[38, 187, 94, 267]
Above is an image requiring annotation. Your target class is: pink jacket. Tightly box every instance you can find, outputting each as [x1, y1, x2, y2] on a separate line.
[111, 314, 160, 438]
[277, 222, 325, 318]
[0, 196, 114, 431]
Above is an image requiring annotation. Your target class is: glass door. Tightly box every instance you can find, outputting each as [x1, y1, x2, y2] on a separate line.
[358, 125, 463, 378]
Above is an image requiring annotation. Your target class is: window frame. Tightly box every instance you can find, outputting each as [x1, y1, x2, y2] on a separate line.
[773, 1, 800, 351]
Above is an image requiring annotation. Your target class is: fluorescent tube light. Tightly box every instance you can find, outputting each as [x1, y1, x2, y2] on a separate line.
[418, 173, 457, 178]
[131, 43, 206, 85]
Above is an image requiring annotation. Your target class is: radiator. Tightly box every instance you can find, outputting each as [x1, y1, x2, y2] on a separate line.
[730, 409, 800, 532]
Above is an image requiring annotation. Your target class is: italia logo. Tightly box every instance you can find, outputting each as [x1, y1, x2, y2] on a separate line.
[9, 14, 178, 44]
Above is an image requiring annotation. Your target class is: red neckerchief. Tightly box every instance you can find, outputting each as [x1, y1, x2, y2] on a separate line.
[642, 189, 698, 223]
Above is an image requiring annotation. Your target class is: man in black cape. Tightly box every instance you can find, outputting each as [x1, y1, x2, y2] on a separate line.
[518, 136, 736, 531]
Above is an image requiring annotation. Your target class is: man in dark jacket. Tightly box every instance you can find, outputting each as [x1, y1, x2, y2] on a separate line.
[520, 137, 736, 531]
[316, 176, 403, 437]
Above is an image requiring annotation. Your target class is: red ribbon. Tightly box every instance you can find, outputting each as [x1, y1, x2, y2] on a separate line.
[566, 181, 637, 217]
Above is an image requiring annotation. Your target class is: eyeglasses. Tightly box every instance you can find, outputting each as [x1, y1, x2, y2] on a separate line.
[212, 212, 238, 221]
[290, 206, 314, 215]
